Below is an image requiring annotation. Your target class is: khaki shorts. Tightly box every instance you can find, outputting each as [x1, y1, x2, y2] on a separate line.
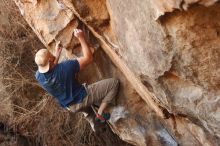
[68, 78, 119, 113]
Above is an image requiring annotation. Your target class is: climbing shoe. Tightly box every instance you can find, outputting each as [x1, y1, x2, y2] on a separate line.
[95, 113, 110, 123]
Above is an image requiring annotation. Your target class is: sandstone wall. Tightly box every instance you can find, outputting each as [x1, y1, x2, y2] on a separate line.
[14, 0, 220, 145]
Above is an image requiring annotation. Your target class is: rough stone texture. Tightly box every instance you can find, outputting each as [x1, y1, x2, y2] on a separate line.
[151, 0, 218, 19]
[160, 4, 220, 138]
[14, 0, 220, 145]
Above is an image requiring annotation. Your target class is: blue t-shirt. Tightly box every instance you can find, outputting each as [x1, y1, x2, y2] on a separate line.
[35, 60, 87, 108]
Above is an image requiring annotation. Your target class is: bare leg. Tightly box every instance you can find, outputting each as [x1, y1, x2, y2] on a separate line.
[97, 102, 107, 115]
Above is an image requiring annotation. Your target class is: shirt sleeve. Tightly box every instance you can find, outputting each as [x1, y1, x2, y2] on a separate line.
[61, 60, 80, 75]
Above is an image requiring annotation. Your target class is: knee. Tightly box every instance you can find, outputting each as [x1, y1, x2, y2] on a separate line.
[112, 78, 120, 89]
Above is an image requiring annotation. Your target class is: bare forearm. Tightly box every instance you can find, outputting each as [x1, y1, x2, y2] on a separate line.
[53, 51, 61, 65]
[79, 38, 93, 61]
[53, 41, 63, 65]
[74, 28, 93, 70]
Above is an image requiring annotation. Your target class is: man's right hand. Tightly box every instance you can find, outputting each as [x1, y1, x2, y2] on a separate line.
[74, 29, 84, 40]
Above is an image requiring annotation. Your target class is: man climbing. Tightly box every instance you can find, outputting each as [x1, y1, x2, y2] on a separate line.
[35, 28, 119, 124]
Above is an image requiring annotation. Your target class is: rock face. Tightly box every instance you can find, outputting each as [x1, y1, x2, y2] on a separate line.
[14, 0, 220, 145]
